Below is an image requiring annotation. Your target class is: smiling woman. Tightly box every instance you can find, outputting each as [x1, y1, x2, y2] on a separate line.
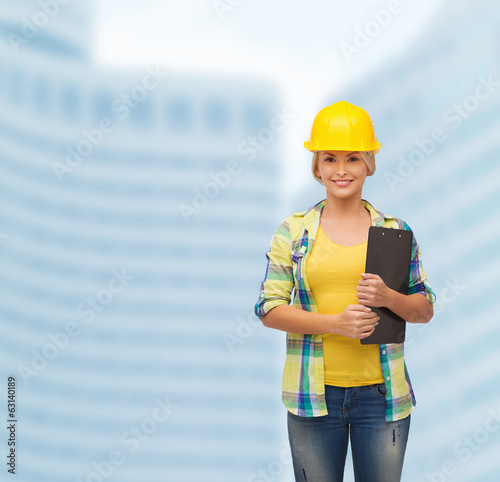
[255, 100, 436, 482]
[311, 150, 376, 184]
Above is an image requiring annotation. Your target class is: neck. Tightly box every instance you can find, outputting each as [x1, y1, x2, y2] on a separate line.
[321, 191, 367, 220]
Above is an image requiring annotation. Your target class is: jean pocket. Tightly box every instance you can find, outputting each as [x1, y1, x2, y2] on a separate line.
[375, 383, 387, 398]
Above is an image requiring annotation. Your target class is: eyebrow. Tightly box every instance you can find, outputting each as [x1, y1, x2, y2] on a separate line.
[323, 151, 358, 157]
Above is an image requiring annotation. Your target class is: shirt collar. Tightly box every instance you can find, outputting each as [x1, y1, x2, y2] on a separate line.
[298, 198, 391, 233]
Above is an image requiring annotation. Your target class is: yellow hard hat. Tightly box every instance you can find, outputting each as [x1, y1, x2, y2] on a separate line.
[304, 101, 381, 153]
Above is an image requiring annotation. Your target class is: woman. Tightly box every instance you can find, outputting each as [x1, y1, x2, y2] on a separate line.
[254, 101, 436, 482]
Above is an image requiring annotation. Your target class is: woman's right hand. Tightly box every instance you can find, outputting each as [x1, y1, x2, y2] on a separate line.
[331, 304, 380, 339]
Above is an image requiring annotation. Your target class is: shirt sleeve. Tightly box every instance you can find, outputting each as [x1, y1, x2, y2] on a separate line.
[404, 222, 437, 304]
[254, 217, 295, 319]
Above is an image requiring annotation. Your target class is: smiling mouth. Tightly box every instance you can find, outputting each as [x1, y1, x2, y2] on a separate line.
[332, 180, 353, 186]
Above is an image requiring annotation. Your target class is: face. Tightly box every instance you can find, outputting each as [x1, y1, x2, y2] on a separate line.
[315, 150, 368, 198]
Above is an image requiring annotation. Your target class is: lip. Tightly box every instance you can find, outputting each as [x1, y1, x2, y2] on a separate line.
[332, 180, 353, 186]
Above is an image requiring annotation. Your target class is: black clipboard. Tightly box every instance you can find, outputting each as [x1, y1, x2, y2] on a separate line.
[360, 226, 413, 345]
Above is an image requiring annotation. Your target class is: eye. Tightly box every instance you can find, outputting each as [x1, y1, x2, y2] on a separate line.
[323, 157, 335, 163]
[348, 157, 359, 162]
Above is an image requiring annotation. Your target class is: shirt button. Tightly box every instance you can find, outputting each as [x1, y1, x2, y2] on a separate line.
[260, 293, 265, 298]
[386, 376, 391, 381]
[382, 350, 387, 355]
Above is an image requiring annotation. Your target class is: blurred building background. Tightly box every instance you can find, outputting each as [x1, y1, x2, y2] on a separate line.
[1, 1, 499, 481]
[0, 1, 287, 481]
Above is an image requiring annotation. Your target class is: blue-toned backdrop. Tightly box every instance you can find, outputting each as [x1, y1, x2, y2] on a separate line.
[1, 1, 499, 481]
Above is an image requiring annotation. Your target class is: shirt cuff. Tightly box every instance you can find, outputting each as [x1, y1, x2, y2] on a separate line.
[255, 297, 290, 319]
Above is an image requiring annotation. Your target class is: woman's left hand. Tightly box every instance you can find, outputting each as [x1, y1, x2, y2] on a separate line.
[356, 273, 392, 308]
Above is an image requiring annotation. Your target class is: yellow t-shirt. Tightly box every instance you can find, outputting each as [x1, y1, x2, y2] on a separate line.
[306, 224, 384, 387]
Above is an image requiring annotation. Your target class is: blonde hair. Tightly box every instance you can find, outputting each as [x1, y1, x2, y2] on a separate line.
[311, 151, 376, 184]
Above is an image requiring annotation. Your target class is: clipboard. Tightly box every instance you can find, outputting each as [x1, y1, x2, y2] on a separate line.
[360, 226, 413, 345]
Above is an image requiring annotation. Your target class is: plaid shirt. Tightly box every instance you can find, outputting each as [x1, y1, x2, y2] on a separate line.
[255, 199, 436, 421]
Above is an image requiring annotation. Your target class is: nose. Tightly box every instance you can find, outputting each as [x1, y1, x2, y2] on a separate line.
[336, 160, 348, 175]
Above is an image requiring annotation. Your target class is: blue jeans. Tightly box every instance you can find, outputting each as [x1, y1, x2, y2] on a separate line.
[287, 384, 411, 482]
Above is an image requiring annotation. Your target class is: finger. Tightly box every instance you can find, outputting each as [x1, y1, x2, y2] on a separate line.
[357, 297, 373, 306]
[357, 279, 373, 287]
[356, 288, 371, 297]
[357, 289, 375, 297]
[359, 326, 376, 337]
[360, 327, 377, 338]
[357, 293, 371, 299]
[361, 273, 380, 280]
[347, 304, 372, 312]
[356, 291, 374, 300]
[363, 320, 379, 330]
[356, 285, 376, 295]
